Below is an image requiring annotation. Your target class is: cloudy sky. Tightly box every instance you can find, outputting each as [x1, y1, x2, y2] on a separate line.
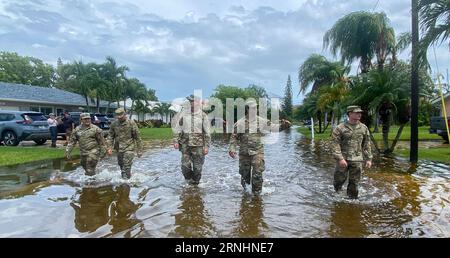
[1, 0, 449, 104]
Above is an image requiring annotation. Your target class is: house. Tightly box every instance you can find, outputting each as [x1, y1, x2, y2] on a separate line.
[0, 82, 117, 115]
[431, 92, 450, 117]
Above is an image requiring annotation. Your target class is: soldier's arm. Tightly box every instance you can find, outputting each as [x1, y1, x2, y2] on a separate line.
[65, 128, 78, 155]
[363, 127, 373, 161]
[172, 116, 182, 145]
[106, 123, 115, 150]
[331, 127, 344, 161]
[202, 113, 211, 148]
[95, 127, 107, 157]
[132, 121, 143, 154]
[228, 123, 239, 153]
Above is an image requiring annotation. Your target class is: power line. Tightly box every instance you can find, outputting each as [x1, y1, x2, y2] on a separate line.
[372, 0, 380, 12]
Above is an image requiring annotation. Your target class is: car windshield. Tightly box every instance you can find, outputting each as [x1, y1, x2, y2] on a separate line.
[23, 113, 47, 122]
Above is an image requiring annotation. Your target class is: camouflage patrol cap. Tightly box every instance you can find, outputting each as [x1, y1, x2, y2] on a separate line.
[347, 105, 363, 113]
[80, 113, 90, 119]
[115, 108, 125, 116]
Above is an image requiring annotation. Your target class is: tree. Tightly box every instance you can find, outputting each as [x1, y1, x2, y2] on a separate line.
[353, 61, 433, 153]
[323, 11, 397, 73]
[298, 54, 349, 94]
[101, 56, 129, 112]
[282, 75, 293, 118]
[418, 0, 450, 66]
[298, 54, 350, 132]
[0, 52, 55, 87]
[66, 61, 101, 109]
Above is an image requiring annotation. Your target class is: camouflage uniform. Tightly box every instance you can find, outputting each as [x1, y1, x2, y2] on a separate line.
[66, 116, 106, 176]
[331, 108, 373, 198]
[107, 111, 143, 179]
[173, 103, 211, 185]
[229, 116, 266, 193]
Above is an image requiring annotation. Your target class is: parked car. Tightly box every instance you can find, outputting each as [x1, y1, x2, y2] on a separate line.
[430, 116, 450, 143]
[0, 111, 50, 146]
[57, 112, 110, 137]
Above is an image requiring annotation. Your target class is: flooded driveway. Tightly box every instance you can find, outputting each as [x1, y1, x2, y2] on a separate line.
[0, 128, 449, 237]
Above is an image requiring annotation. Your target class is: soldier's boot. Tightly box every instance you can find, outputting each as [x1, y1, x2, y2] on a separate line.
[121, 170, 131, 179]
[251, 175, 263, 194]
[191, 169, 202, 185]
[347, 162, 361, 199]
[333, 166, 348, 192]
[122, 172, 131, 179]
[85, 168, 96, 176]
[347, 183, 358, 199]
[181, 164, 193, 180]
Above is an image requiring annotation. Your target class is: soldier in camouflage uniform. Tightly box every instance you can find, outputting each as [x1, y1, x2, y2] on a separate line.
[331, 105, 373, 199]
[173, 95, 211, 185]
[228, 99, 267, 194]
[66, 113, 107, 176]
[107, 108, 143, 179]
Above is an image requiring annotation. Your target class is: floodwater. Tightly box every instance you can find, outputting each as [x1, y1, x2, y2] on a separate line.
[0, 128, 449, 238]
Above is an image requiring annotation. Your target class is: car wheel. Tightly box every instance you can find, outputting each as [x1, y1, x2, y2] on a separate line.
[34, 139, 47, 145]
[2, 131, 19, 146]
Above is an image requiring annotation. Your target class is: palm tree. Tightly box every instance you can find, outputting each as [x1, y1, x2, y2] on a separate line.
[68, 61, 100, 109]
[323, 11, 397, 73]
[354, 67, 410, 153]
[317, 83, 350, 129]
[299, 54, 350, 132]
[101, 56, 129, 112]
[298, 54, 349, 94]
[419, 0, 450, 55]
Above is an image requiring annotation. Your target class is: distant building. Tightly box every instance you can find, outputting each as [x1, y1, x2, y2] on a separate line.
[0, 82, 117, 115]
[431, 92, 450, 117]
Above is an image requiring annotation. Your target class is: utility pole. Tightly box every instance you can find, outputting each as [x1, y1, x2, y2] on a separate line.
[410, 0, 419, 163]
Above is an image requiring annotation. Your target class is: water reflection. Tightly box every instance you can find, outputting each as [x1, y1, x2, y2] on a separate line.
[233, 195, 267, 237]
[171, 186, 216, 237]
[71, 184, 142, 237]
[329, 202, 368, 238]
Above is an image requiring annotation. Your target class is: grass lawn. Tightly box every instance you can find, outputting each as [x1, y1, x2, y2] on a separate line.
[298, 125, 442, 141]
[0, 128, 171, 167]
[397, 148, 450, 164]
[139, 128, 173, 140]
[297, 125, 449, 164]
[0, 147, 80, 167]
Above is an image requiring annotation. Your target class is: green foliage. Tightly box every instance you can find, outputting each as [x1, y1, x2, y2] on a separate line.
[323, 11, 396, 73]
[0, 52, 55, 87]
[281, 75, 293, 118]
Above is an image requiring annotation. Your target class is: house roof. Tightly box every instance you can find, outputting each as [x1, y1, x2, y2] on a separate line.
[0, 81, 114, 108]
[431, 92, 450, 105]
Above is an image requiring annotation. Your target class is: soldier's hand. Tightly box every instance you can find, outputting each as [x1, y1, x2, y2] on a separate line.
[338, 159, 348, 168]
[107, 148, 113, 155]
[203, 147, 209, 155]
[65, 153, 71, 160]
[229, 151, 236, 159]
[365, 160, 372, 169]
[174, 143, 179, 149]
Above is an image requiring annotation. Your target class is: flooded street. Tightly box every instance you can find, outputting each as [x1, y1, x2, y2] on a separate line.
[0, 128, 449, 238]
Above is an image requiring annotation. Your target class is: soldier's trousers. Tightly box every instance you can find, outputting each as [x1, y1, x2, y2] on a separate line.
[180, 146, 205, 184]
[118, 151, 135, 179]
[80, 155, 99, 176]
[334, 161, 362, 198]
[239, 153, 265, 193]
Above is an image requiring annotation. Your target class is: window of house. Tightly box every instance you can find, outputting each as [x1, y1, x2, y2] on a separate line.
[29, 106, 40, 112]
[40, 107, 53, 115]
